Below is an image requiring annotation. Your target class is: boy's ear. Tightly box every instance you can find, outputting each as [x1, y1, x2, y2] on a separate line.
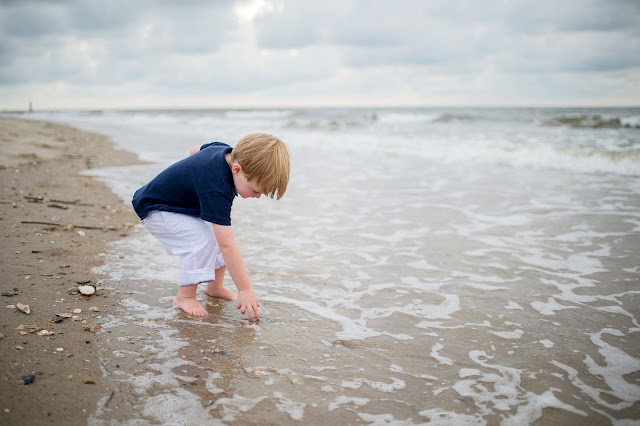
[231, 163, 243, 175]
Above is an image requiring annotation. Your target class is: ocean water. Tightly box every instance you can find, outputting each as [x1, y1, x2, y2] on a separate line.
[14, 107, 640, 424]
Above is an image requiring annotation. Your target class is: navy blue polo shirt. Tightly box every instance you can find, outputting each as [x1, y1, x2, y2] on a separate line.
[132, 142, 237, 226]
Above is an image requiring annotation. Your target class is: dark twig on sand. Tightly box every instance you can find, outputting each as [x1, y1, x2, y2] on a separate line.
[47, 203, 69, 210]
[24, 196, 94, 207]
[20, 221, 117, 231]
[105, 390, 115, 408]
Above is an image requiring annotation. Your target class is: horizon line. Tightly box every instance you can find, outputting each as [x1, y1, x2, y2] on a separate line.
[2, 104, 640, 113]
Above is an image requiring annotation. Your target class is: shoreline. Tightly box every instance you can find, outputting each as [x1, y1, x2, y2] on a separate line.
[0, 116, 143, 424]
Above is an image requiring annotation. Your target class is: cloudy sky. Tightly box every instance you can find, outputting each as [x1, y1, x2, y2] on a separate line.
[1, 0, 639, 110]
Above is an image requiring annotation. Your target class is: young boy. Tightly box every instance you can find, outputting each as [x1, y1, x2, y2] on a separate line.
[132, 133, 290, 320]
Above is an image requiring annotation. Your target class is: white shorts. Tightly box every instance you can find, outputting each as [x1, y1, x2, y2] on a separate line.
[142, 211, 225, 286]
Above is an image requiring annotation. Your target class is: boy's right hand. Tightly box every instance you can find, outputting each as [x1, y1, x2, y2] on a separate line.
[237, 288, 260, 321]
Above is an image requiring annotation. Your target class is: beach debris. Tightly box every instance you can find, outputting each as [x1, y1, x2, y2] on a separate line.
[211, 350, 230, 356]
[252, 368, 271, 376]
[6, 305, 16, 309]
[84, 379, 96, 385]
[24, 195, 94, 207]
[19, 374, 35, 385]
[105, 390, 115, 408]
[77, 230, 86, 237]
[16, 303, 30, 314]
[89, 307, 100, 312]
[56, 347, 64, 352]
[56, 313, 72, 318]
[0, 333, 5, 340]
[73, 308, 82, 314]
[52, 317, 64, 324]
[83, 325, 102, 333]
[21, 221, 117, 231]
[2, 292, 14, 297]
[37, 330, 55, 336]
[48, 203, 68, 210]
[78, 285, 96, 296]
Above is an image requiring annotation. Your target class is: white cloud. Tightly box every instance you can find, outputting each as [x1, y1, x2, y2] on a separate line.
[0, 0, 638, 109]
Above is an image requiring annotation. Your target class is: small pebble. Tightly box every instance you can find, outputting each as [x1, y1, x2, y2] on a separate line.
[73, 308, 82, 314]
[20, 374, 35, 385]
[84, 379, 96, 385]
[78, 285, 95, 296]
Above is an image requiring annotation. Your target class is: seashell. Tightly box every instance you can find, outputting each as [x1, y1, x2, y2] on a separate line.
[16, 303, 31, 314]
[78, 285, 96, 296]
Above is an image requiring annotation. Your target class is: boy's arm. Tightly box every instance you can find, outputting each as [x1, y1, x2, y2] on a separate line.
[212, 223, 260, 321]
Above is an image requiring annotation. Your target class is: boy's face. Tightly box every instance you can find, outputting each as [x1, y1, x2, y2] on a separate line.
[232, 164, 262, 199]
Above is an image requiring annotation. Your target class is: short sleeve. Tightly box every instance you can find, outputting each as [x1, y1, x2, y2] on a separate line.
[199, 192, 233, 225]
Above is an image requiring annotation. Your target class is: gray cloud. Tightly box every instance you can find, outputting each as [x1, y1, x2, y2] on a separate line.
[252, 0, 640, 73]
[0, 0, 638, 108]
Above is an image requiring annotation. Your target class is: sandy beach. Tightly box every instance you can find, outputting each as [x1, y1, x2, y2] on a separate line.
[1, 110, 638, 425]
[0, 117, 142, 424]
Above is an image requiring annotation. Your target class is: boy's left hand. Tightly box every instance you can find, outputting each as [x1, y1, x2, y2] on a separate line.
[237, 288, 260, 321]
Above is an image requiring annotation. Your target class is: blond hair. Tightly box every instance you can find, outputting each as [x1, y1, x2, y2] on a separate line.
[231, 133, 290, 200]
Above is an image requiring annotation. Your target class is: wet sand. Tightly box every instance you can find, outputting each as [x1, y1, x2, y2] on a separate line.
[87, 140, 640, 424]
[0, 116, 142, 425]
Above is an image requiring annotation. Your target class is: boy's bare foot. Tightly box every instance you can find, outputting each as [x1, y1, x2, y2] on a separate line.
[172, 296, 208, 317]
[205, 286, 238, 301]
